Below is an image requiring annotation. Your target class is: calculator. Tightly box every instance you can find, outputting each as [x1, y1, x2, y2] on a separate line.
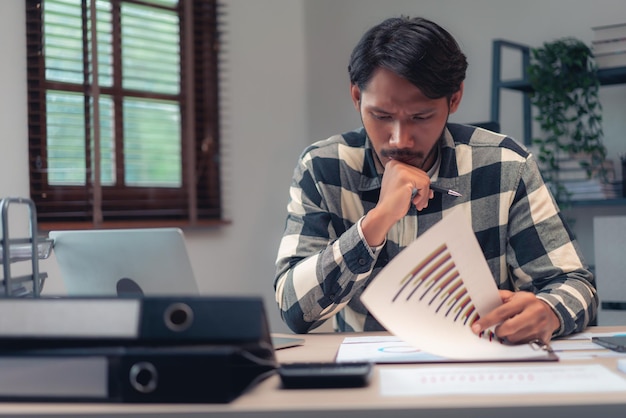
[278, 362, 373, 389]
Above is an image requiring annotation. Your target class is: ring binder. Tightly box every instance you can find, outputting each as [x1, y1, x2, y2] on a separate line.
[0, 296, 272, 348]
[0, 344, 277, 403]
[0, 296, 279, 403]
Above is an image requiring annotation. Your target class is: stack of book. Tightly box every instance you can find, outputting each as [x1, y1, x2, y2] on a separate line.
[592, 23, 626, 69]
[601, 180, 623, 199]
[554, 156, 616, 201]
[562, 179, 606, 201]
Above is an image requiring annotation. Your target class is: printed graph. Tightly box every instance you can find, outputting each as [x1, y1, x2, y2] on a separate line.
[391, 243, 500, 342]
[361, 208, 550, 360]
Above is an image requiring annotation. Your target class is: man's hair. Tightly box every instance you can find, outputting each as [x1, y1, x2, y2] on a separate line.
[348, 16, 468, 99]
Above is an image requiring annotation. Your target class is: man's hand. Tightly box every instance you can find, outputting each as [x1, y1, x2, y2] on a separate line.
[361, 160, 434, 246]
[470, 290, 560, 344]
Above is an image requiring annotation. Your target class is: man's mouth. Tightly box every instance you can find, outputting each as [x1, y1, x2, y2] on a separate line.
[381, 148, 423, 165]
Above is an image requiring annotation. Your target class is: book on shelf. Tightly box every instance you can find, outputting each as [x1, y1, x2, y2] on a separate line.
[592, 22, 626, 43]
[595, 50, 626, 69]
[559, 178, 618, 201]
[557, 166, 590, 181]
[552, 156, 616, 182]
[592, 23, 626, 69]
[601, 181, 622, 199]
[592, 38, 626, 55]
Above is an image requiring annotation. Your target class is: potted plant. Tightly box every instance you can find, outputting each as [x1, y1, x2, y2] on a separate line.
[527, 37, 608, 206]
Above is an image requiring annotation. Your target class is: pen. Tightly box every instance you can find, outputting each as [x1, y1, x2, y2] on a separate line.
[429, 184, 462, 197]
[411, 186, 463, 199]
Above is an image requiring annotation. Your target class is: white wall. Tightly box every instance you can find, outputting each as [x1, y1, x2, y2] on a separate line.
[1, 0, 626, 333]
[0, 1, 31, 239]
[180, 0, 308, 333]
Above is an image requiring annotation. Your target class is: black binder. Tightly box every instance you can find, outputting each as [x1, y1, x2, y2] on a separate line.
[0, 296, 271, 348]
[0, 296, 279, 403]
[0, 344, 277, 403]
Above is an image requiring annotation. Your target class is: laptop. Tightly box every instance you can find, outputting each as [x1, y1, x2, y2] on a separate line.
[49, 228, 199, 297]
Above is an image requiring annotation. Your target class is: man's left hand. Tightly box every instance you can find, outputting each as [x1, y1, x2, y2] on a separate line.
[470, 290, 560, 344]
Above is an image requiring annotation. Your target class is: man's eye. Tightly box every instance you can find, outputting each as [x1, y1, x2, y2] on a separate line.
[372, 113, 391, 120]
[413, 114, 432, 121]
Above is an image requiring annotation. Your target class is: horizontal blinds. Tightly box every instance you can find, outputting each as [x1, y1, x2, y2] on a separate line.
[26, 0, 222, 224]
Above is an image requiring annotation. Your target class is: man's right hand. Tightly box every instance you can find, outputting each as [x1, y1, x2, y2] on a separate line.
[361, 160, 434, 246]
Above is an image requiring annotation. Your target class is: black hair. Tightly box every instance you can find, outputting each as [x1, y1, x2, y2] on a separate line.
[348, 16, 468, 99]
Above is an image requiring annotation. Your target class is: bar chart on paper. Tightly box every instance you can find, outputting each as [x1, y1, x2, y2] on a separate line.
[392, 243, 494, 337]
[361, 208, 554, 361]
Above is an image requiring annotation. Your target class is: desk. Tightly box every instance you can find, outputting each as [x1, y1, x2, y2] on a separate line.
[1, 327, 626, 417]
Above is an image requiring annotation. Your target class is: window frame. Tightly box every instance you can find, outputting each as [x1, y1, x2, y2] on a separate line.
[25, 0, 224, 230]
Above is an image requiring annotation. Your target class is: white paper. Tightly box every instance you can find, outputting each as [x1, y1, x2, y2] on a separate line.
[556, 350, 626, 360]
[360, 207, 550, 361]
[336, 336, 446, 363]
[379, 364, 626, 396]
[550, 339, 605, 351]
[336, 336, 625, 363]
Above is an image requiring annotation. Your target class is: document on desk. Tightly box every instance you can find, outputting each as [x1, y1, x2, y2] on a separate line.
[336, 335, 448, 363]
[360, 207, 554, 361]
[379, 364, 626, 396]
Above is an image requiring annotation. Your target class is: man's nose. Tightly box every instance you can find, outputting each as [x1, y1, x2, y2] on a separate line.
[389, 122, 414, 148]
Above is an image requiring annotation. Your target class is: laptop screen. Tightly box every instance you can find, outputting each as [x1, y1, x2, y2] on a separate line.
[49, 228, 199, 297]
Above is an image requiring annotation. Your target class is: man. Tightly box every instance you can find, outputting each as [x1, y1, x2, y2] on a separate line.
[274, 16, 597, 344]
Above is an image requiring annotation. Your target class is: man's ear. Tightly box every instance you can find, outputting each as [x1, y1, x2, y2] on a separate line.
[350, 84, 361, 111]
[448, 82, 464, 114]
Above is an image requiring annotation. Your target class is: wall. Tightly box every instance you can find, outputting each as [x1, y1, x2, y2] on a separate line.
[1, 0, 625, 333]
[0, 1, 31, 238]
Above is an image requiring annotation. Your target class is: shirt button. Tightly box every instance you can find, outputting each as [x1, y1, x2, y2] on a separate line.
[358, 258, 367, 266]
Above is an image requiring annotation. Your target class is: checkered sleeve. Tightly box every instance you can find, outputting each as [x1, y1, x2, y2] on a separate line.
[274, 149, 381, 333]
[506, 154, 599, 336]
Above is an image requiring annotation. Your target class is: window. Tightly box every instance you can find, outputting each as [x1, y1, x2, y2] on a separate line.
[25, 0, 222, 229]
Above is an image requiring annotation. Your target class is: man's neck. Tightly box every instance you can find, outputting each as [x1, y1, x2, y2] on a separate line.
[420, 140, 440, 172]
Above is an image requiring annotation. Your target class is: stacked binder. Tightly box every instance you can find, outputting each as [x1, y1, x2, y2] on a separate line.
[0, 296, 278, 403]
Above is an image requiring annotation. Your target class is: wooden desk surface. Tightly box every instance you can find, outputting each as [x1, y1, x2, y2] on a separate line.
[1, 327, 626, 417]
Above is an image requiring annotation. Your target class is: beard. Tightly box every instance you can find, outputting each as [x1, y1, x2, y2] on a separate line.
[378, 135, 442, 170]
[380, 148, 425, 166]
[380, 148, 424, 160]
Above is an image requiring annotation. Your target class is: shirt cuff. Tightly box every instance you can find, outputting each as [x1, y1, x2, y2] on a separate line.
[536, 295, 564, 337]
[357, 216, 385, 257]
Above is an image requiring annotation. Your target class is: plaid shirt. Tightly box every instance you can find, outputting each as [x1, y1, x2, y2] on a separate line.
[275, 123, 598, 336]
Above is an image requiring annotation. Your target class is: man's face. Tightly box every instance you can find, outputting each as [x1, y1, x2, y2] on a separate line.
[351, 67, 463, 171]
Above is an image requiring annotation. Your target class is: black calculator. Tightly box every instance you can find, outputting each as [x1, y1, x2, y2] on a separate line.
[278, 362, 373, 389]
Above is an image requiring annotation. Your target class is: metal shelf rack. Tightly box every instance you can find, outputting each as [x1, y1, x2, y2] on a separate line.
[0, 197, 51, 297]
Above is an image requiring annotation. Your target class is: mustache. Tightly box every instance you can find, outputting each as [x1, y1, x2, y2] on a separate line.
[380, 149, 424, 160]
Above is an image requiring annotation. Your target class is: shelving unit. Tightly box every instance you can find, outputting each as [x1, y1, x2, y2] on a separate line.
[490, 38, 626, 145]
[490, 39, 626, 206]
[0, 197, 51, 297]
